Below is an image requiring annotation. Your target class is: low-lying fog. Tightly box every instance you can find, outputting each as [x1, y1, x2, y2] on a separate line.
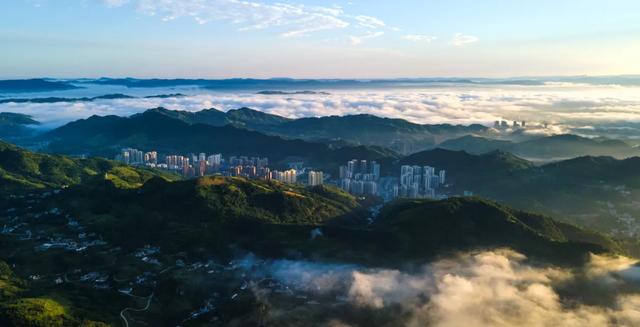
[223, 249, 640, 326]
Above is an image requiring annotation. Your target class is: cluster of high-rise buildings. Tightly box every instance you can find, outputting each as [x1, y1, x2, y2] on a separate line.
[494, 120, 526, 129]
[339, 159, 381, 196]
[114, 148, 324, 186]
[270, 169, 297, 184]
[394, 165, 446, 199]
[115, 149, 452, 200]
[115, 148, 156, 166]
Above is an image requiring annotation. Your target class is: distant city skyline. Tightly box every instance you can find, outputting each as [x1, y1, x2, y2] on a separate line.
[1, 0, 639, 78]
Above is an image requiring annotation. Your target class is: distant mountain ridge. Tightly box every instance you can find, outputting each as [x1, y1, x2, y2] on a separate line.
[0, 113, 39, 126]
[147, 107, 487, 151]
[257, 90, 330, 95]
[43, 109, 398, 172]
[439, 134, 640, 160]
[0, 79, 80, 92]
[80, 77, 548, 89]
[0, 113, 40, 139]
[110, 107, 640, 160]
[0, 93, 185, 104]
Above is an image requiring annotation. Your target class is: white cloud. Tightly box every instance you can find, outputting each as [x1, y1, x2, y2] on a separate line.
[348, 31, 384, 45]
[96, 0, 396, 38]
[404, 34, 437, 43]
[354, 15, 386, 29]
[101, 0, 129, 7]
[452, 33, 479, 46]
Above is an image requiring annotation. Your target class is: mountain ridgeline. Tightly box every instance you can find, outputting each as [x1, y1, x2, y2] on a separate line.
[45, 107, 640, 160]
[137, 107, 488, 152]
[43, 109, 399, 172]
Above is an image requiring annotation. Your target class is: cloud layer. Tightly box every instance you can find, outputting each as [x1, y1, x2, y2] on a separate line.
[4, 83, 640, 139]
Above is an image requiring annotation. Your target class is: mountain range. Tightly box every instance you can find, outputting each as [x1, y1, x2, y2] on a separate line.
[46, 106, 640, 160]
[0, 140, 633, 326]
[6, 106, 640, 238]
[42, 109, 399, 173]
[142, 107, 487, 151]
[5, 104, 639, 160]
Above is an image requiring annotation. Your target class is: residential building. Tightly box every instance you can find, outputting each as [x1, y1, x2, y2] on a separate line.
[308, 171, 324, 186]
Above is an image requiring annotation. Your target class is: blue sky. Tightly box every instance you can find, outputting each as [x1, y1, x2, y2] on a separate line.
[1, 0, 639, 78]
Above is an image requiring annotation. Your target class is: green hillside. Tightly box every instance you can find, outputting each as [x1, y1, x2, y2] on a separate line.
[0, 141, 178, 194]
[0, 260, 110, 327]
[374, 197, 617, 262]
[56, 175, 366, 252]
[401, 147, 640, 240]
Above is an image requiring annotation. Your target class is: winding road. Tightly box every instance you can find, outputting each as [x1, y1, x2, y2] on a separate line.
[120, 292, 154, 327]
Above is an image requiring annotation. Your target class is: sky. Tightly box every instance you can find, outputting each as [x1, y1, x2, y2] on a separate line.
[1, 0, 640, 78]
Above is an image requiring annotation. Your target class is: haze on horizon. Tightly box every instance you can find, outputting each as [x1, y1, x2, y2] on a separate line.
[1, 0, 640, 79]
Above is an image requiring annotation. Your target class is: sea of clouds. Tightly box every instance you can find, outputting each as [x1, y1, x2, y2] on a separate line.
[240, 249, 640, 327]
[3, 83, 640, 139]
